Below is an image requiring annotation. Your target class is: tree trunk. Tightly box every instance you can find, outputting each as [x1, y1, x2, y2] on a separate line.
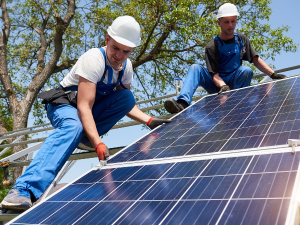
[11, 109, 29, 182]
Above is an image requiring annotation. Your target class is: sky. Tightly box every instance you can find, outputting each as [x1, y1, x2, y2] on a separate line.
[26, 0, 300, 184]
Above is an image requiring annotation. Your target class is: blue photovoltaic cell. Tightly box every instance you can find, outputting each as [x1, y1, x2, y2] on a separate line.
[109, 77, 300, 164]
[10, 77, 300, 225]
[12, 151, 300, 224]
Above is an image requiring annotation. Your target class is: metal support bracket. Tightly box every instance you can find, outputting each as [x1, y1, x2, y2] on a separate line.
[288, 139, 300, 154]
[175, 78, 183, 97]
[0, 142, 43, 163]
[95, 159, 108, 170]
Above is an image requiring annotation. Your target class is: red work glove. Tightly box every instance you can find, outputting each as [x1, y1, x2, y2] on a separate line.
[95, 142, 109, 161]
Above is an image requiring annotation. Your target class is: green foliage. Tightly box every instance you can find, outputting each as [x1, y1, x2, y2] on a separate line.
[0, 0, 298, 122]
[82, 0, 298, 114]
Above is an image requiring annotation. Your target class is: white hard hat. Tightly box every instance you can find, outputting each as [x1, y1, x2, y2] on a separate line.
[107, 16, 141, 47]
[216, 3, 239, 19]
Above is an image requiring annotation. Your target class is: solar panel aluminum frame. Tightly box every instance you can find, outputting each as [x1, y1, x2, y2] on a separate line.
[7, 144, 300, 225]
[7, 75, 300, 224]
[105, 144, 293, 169]
[286, 160, 300, 225]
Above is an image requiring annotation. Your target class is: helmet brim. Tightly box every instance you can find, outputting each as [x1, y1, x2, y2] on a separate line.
[216, 13, 239, 19]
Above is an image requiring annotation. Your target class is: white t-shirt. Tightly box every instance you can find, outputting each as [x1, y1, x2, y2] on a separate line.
[60, 47, 133, 87]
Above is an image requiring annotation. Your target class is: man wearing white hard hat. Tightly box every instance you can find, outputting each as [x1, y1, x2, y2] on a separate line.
[1, 16, 170, 211]
[164, 3, 286, 113]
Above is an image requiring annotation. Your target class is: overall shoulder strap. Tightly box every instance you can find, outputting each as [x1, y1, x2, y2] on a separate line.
[99, 48, 107, 82]
[214, 36, 224, 46]
[214, 36, 224, 59]
[99, 48, 115, 84]
[118, 60, 128, 89]
[234, 33, 244, 60]
[99, 48, 108, 71]
[234, 33, 243, 48]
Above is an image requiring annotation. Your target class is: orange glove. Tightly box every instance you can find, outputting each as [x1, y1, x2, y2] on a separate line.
[95, 142, 109, 161]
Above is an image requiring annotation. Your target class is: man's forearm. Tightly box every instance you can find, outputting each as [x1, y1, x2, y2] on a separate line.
[253, 56, 274, 77]
[77, 107, 101, 148]
[77, 76, 102, 148]
[127, 105, 151, 124]
[212, 73, 226, 88]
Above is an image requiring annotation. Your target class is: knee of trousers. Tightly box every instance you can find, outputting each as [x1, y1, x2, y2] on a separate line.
[190, 64, 206, 72]
[117, 89, 136, 111]
[240, 66, 253, 78]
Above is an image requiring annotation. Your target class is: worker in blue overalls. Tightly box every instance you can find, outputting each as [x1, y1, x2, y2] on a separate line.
[1, 16, 170, 211]
[164, 3, 287, 113]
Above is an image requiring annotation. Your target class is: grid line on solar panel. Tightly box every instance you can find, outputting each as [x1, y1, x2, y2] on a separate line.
[161, 152, 299, 225]
[170, 77, 299, 156]
[111, 77, 300, 164]
[70, 161, 182, 225]
[11, 152, 300, 225]
[119, 153, 292, 223]
[235, 78, 300, 150]
[208, 82, 281, 151]
[109, 83, 264, 163]
[199, 155, 256, 225]
[35, 165, 160, 224]
[257, 77, 297, 148]
[109, 161, 214, 225]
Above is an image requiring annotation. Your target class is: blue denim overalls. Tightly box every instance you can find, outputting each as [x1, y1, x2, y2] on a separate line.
[178, 34, 253, 105]
[13, 48, 136, 201]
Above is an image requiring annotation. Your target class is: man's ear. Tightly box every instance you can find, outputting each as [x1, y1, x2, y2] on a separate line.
[105, 34, 110, 45]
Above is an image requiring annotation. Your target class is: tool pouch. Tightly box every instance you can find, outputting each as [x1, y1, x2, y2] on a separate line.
[38, 86, 77, 108]
[0, 161, 13, 187]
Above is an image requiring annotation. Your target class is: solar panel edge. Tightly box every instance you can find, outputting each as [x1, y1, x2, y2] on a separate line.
[256, 77, 298, 149]
[9, 151, 299, 224]
[285, 159, 300, 225]
[104, 144, 294, 170]
[6, 166, 104, 225]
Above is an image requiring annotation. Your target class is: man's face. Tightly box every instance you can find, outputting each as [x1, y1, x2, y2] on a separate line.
[218, 16, 237, 36]
[105, 35, 133, 67]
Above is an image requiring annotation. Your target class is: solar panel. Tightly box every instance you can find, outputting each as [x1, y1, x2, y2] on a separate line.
[109, 76, 300, 164]
[8, 76, 300, 225]
[9, 151, 300, 224]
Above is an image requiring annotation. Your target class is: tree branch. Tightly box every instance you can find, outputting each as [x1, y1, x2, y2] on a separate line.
[33, 13, 50, 74]
[53, 59, 78, 73]
[136, 12, 162, 61]
[1, 0, 9, 44]
[0, 0, 18, 111]
[132, 22, 175, 68]
[133, 68, 152, 103]
[153, 59, 176, 89]
[157, 44, 200, 53]
[22, 0, 76, 116]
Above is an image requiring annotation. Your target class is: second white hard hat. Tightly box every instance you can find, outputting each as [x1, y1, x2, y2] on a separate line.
[216, 3, 239, 19]
[107, 16, 141, 47]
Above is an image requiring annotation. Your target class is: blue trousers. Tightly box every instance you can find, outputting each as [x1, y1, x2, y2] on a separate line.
[13, 89, 135, 201]
[177, 64, 253, 105]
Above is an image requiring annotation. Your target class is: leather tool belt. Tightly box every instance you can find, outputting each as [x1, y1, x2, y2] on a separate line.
[38, 86, 77, 108]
